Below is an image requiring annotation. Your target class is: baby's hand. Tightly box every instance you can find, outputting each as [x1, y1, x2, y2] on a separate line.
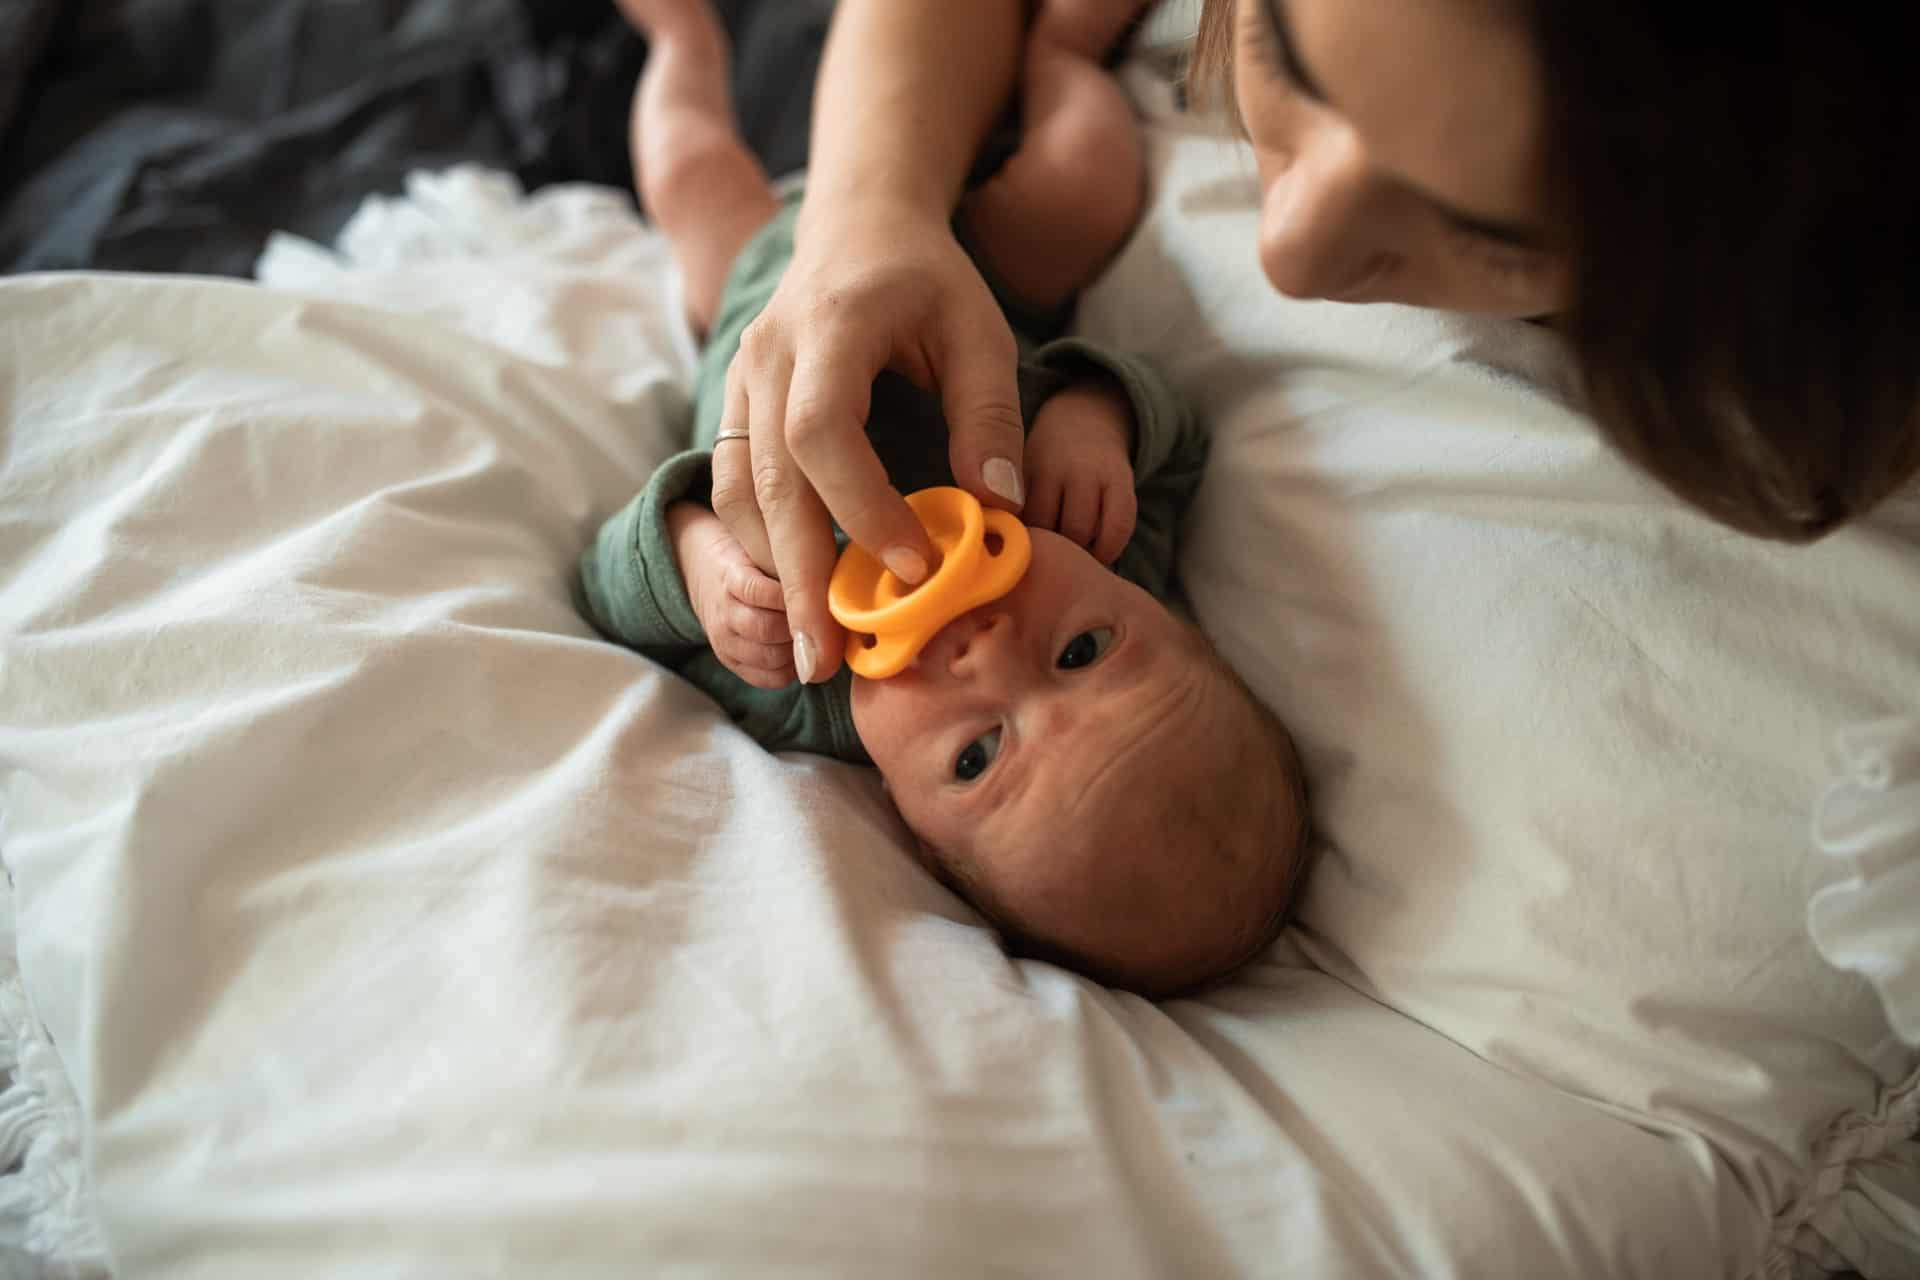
[667, 502, 797, 689]
[1022, 380, 1139, 565]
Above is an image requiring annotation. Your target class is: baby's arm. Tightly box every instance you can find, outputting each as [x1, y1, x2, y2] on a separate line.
[668, 508, 868, 759]
[581, 460, 865, 758]
[577, 450, 795, 688]
[578, 452, 715, 658]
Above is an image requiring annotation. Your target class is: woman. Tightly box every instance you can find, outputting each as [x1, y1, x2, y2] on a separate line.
[709, 0, 1920, 687]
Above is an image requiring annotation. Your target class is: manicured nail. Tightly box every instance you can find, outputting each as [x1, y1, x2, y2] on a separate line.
[793, 632, 817, 684]
[883, 547, 928, 585]
[982, 456, 1024, 507]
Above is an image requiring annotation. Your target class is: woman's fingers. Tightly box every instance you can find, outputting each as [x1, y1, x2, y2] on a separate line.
[935, 292, 1028, 515]
[756, 472, 846, 685]
[720, 332, 845, 685]
[710, 213, 1029, 685]
[781, 325, 933, 585]
[709, 365, 777, 577]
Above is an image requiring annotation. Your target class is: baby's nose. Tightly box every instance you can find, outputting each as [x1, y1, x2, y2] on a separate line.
[945, 611, 1012, 674]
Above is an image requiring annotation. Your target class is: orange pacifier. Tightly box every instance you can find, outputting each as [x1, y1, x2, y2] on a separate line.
[828, 487, 1031, 679]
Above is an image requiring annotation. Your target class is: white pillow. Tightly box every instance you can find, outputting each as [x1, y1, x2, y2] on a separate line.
[1077, 118, 1920, 1275]
[0, 171, 1816, 1276]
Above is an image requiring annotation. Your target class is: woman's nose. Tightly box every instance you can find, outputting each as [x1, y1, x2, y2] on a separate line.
[1256, 127, 1399, 301]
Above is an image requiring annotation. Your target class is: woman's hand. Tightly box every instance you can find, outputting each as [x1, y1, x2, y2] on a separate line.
[712, 200, 1027, 685]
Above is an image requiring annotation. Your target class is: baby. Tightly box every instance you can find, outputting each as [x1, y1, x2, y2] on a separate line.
[581, 0, 1309, 995]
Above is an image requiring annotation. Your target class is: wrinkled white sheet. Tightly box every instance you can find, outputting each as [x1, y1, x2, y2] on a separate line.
[0, 103, 1915, 1280]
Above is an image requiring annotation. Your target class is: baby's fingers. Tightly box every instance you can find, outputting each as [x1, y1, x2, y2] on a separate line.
[728, 599, 792, 646]
[718, 636, 798, 690]
[1057, 474, 1104, 552]
[1022, 472, 1064, 539]
[725, 560, 788, 611]
[1090, 480, 1138, 565]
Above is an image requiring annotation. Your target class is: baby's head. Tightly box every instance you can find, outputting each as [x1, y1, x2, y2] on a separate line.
[850, 528, 1309, 997]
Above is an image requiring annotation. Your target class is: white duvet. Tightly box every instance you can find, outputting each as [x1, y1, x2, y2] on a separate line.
[1, 90, 1918, 1280]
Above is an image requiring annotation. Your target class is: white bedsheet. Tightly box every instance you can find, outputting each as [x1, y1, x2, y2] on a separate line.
[0, 116, 1916, 1280]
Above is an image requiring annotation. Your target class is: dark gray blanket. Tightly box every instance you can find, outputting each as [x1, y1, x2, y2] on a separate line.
[0, 0, 830, 277]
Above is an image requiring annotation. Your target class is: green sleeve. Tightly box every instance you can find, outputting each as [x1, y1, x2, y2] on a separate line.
[677, 659, 868, 763]
[1027, 338, 1208, 601]
[576, 450, 871, 765]
[576, 449, 713, 657]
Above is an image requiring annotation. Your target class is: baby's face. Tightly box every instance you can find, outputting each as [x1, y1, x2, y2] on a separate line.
[849, 528, 1238, 897]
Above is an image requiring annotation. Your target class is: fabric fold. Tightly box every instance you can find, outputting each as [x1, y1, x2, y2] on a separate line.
[1809, 717, 1920, 1048]
[0, 873, 110, 1277]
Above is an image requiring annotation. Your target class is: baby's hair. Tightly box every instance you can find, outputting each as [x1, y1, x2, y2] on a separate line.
[1199, 639, 1314, 981]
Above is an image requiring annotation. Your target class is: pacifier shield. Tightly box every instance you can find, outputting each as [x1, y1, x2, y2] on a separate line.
[827, 487, 1031, 679]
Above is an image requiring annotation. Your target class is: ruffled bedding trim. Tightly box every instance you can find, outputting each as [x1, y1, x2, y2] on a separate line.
[0, 870, 110, 1278]
[1761, 715, 1920, 1278]
[1808, 717, 1920, 1048]
[1763, 1068, 1920, 1279]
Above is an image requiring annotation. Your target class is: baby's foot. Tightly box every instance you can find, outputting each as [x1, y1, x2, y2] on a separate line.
[615, 0, 729, 61]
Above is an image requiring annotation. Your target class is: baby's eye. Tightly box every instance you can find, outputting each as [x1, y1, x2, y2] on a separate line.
[953, 727, 1003, 782]
[1057, 627, 1116, 671]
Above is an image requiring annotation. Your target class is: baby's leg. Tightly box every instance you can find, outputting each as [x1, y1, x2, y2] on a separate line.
[620, 0, 779, 335]
[958, 1, 1149, 311]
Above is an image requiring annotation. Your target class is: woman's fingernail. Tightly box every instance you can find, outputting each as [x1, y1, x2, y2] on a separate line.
[883, 547, 928, 585]
[983, 457, 1024, 507]
[793, 632, 817, 684]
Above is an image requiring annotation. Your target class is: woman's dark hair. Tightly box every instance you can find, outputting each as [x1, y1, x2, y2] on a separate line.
[1530, 5, 1920, 540]
[1191, 1, 1920, 541]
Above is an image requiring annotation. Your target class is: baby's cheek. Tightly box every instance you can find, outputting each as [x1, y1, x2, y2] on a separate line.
[850, 683, 918, 794]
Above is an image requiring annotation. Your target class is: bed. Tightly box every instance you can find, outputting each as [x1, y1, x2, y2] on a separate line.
[2, 4, 1918, 1278]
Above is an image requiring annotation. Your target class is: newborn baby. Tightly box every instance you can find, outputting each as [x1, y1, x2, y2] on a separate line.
[846, 523, 1308, 992]
[581, 0, 1310, 994]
